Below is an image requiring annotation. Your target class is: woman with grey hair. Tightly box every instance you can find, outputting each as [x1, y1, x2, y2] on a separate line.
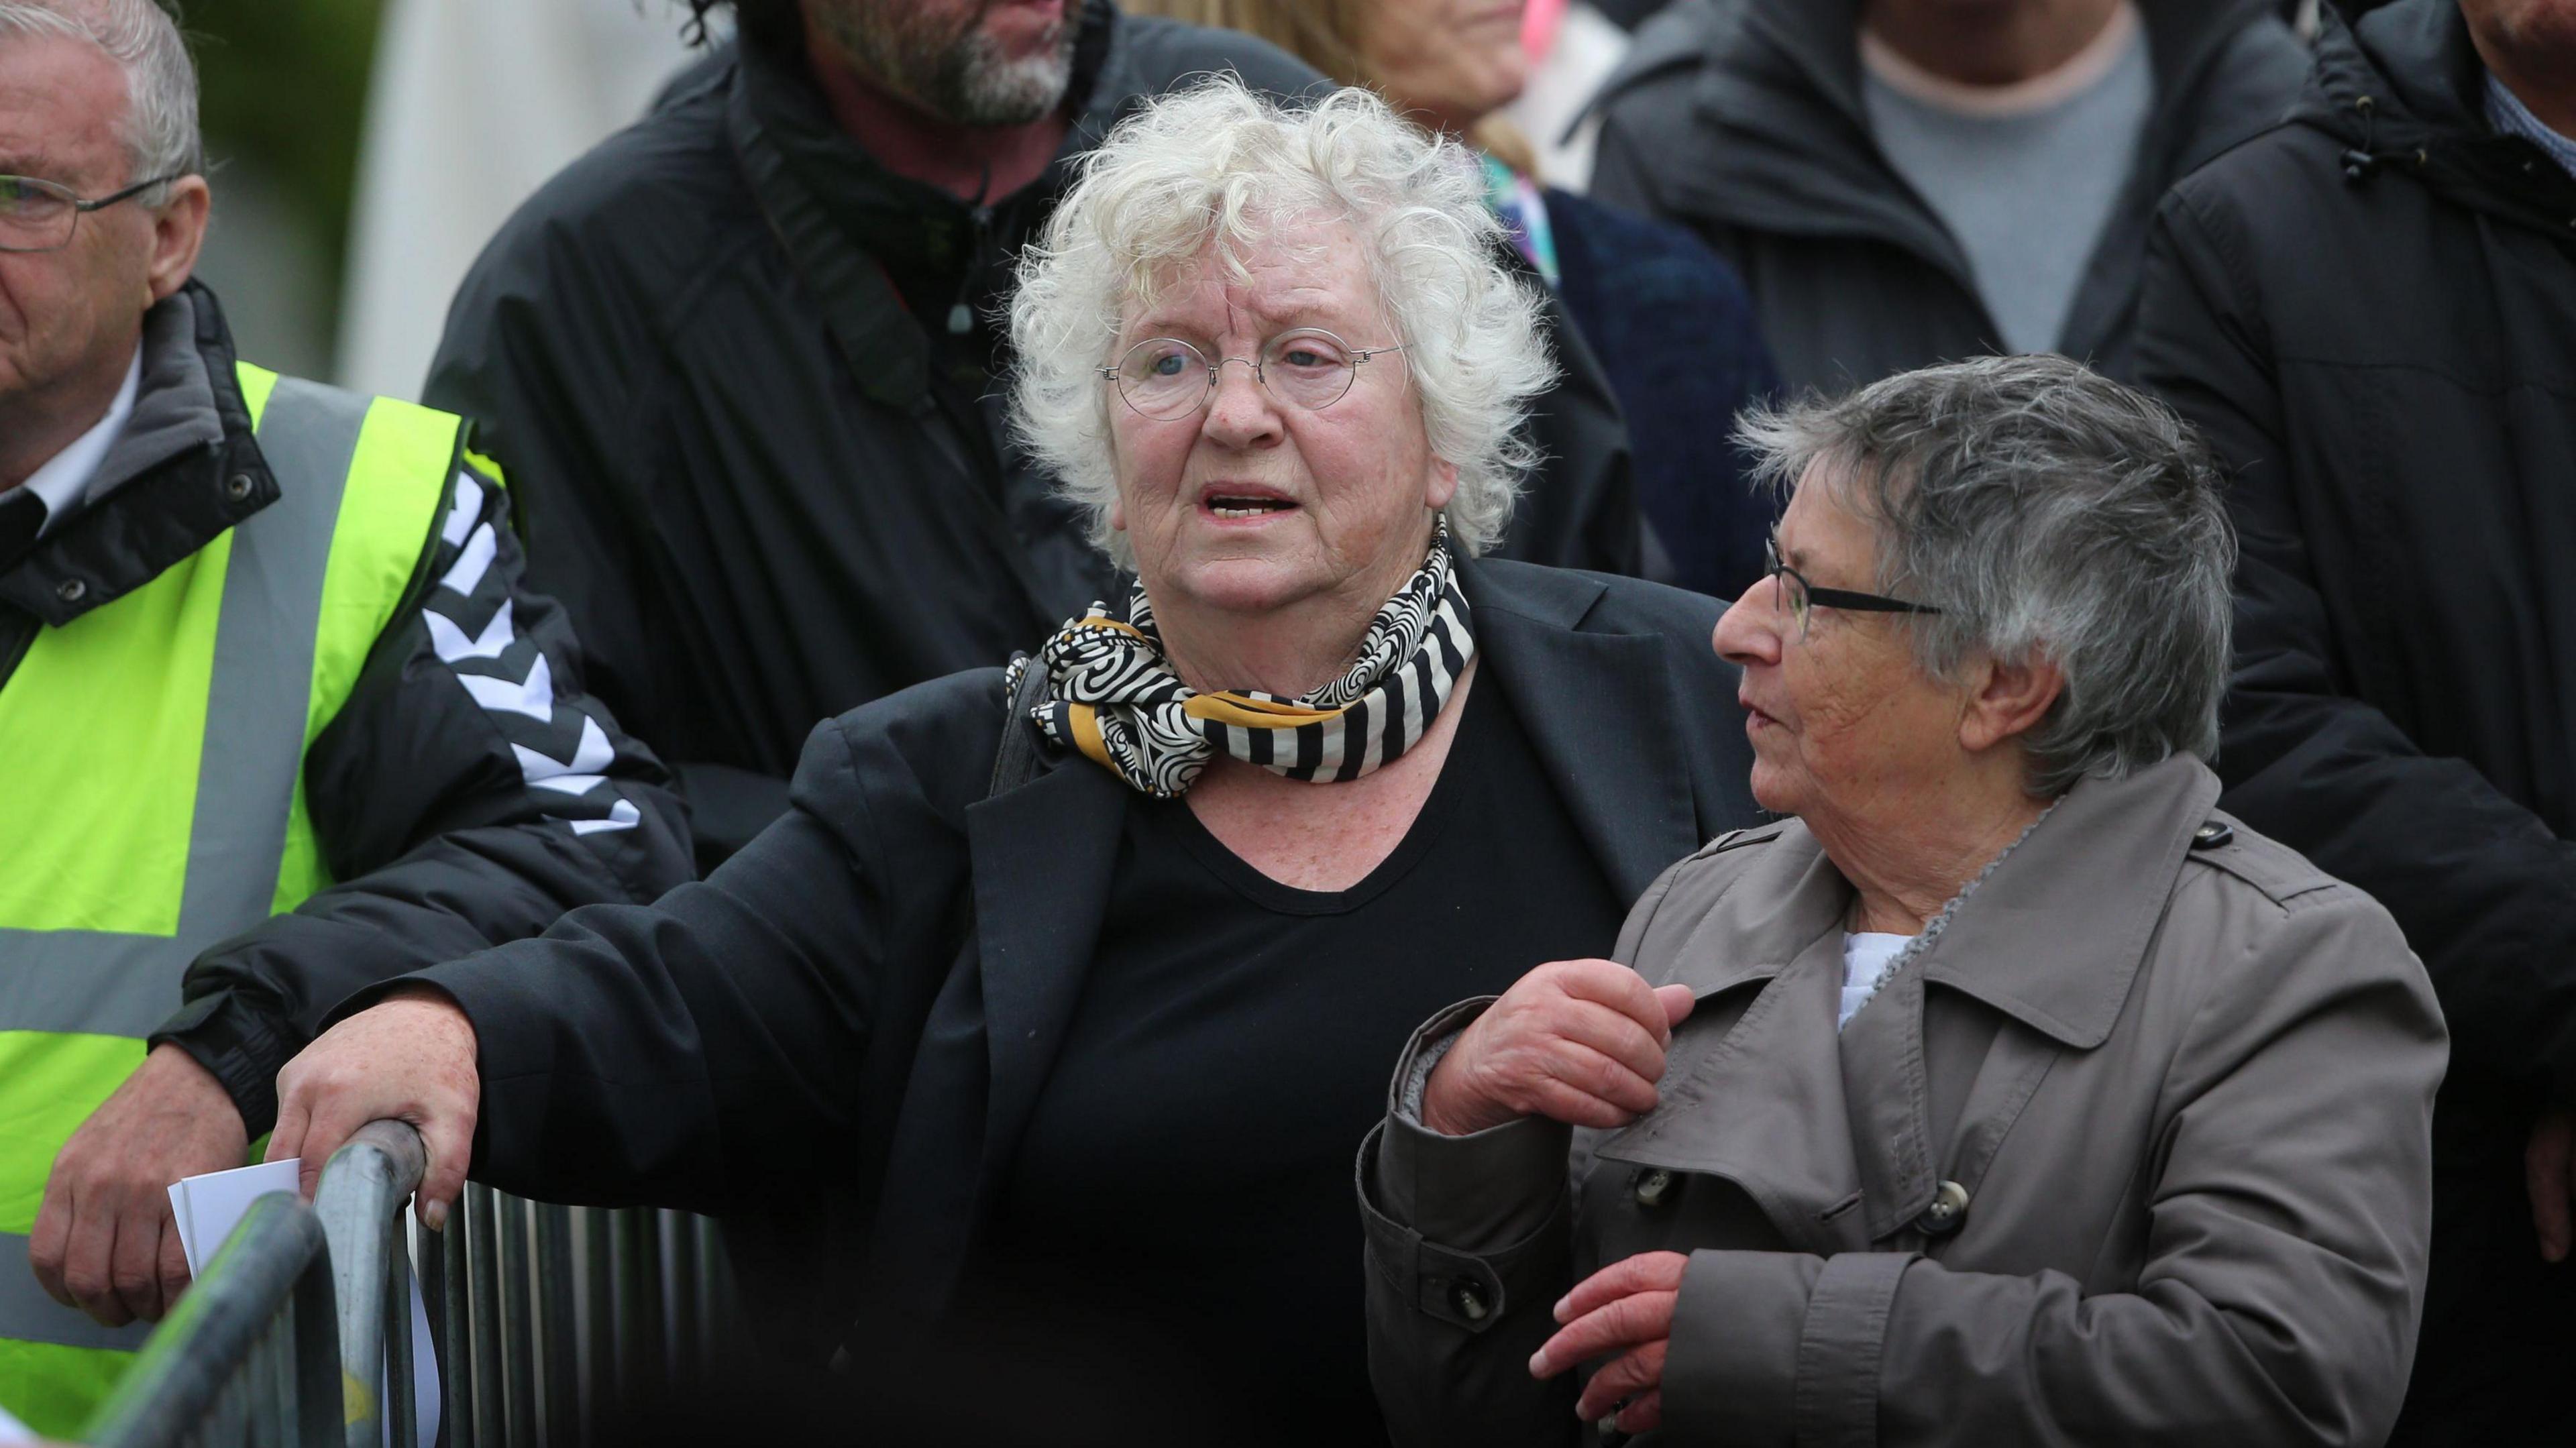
[1364, 354, 2448, 1445]
[261, 78, 1758, 1443]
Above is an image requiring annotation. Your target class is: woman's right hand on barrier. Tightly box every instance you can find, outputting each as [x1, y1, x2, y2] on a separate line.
[1419, 960, 1695, 1137]
[268, 986, 481, 1230]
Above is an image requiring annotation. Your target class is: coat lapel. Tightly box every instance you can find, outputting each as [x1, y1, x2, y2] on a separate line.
[964, 757, 1128, 1205]
[1469, 568, 1703, 904]
[1598, 834, 1872, 1254]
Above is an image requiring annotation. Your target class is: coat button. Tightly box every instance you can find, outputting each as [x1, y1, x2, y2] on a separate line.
[1633, 1168, 1677, 1207]
[56, 578, 85, 604]
[1916, 1180, 1970, 1237]
[1449, 1279, 1491, 1323]
[224, 472, 254, 501]
[2190, 820, 2235, 850]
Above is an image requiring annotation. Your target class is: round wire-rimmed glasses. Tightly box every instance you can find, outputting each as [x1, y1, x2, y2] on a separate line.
[0, 172, 186, 254]
[1097, 327, 1407, 420]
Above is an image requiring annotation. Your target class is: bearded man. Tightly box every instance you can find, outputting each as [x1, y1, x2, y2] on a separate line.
[422, 0, 1642, 879]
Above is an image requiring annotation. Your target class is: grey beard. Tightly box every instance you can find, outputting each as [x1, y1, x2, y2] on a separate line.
[938, 23, 1077, 126]
[822, 1, 1078, 129]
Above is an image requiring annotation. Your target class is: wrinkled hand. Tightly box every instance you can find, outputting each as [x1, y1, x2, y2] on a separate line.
[2528, 1107, 2576, 1262]
[1531, 1250, 1689, 1434]
[270, 988, 480, 1229]
[1420, 960, 1695, 1136]
[29, 1044, 249, 1325]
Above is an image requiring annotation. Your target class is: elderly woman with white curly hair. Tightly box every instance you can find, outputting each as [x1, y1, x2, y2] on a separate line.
[257, 79, 1759, 1444]
[1364, 353, 2448, 1446]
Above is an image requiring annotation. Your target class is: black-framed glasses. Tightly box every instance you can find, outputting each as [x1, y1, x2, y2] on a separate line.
[0, 172, 184, 254]
[1764, 534, 1940, 640]
[1098, 327, 1406, 420]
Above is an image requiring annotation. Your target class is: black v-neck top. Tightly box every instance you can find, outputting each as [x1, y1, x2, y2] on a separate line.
[977, 681, 1627, 1444]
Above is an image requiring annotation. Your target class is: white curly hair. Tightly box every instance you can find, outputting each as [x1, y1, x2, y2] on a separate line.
[1008, 78, 1556, 566]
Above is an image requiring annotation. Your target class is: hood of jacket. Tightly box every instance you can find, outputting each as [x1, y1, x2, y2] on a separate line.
[2296, 0, 2576, 235]
[1597, 0, 2295, 262]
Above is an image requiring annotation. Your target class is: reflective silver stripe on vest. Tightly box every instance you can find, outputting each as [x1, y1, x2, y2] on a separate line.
[0, 1233, 152, 1352]
[0, 378, 366, 1041]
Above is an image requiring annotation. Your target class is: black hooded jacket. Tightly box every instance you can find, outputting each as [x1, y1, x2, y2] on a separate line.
[425, 5, 1642, 868]
[1588, 0, 2309, 394]
[2137, 1, 2576, 1439]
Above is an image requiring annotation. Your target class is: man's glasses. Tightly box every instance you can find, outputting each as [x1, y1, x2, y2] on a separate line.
[1099, 328, 1406, 420]
[1763, 534, 1941, 640]
[0, 172, 184, 254]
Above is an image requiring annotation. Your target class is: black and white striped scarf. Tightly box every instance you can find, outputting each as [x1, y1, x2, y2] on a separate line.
[1008, 526, 1474, 798]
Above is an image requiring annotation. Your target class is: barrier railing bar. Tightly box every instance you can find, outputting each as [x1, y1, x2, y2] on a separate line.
[498, 1195, 535, 1445]
[82, 1190, 339, 1448]
[535, 1203, 578, 1446]
[467, 1184, 504, 1447]
[310, 1119, 426, 1448]
[576, 1206, 609, 1448]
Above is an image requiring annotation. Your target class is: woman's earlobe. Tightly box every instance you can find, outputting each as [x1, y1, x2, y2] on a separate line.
[1425, 458, 1460, 512]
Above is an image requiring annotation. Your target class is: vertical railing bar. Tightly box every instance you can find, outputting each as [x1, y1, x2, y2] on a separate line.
[498, 1194, 537, 1445]
[661, 1210, 697, 1380]
[386, 1226, 417, 1448]
[690, 1215, 725, 1378]
[468, 1185, 504, 1448]
[612, 1209, 655, 1411]
[537, 1203, 579, 1447]
[438, 1202, 472, 1448]
[578, 1207, 611, 1448]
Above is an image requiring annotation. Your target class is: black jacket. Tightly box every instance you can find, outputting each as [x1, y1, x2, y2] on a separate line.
[0, 282, 692, 1135]
[2136, 2, 2576, 1439]
[424, 5, 1642, 869]
[367, 559, 1759, 1424]
[1588, 0, 2310, 394]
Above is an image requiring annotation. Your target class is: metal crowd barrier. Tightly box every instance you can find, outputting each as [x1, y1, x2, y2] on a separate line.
[80, 1192, 340, 1448]
[83, 1120, 741, 1447]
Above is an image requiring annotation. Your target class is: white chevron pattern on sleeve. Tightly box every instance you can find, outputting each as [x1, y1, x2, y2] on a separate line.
[423, 471, 637, 834]
[458, 652, 555, 722]
[425, 598, 515, 663]
[438, 522, 498, 598]
[513, 716, 616, 783]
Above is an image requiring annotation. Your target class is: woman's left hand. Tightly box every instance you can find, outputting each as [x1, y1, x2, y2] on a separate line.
[1529, 1249, 1690, 1434]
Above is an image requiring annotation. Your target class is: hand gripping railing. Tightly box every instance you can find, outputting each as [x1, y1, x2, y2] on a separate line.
[80, 1191, 340, 1448]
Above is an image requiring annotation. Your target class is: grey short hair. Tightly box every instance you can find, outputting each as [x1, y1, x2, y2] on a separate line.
[0, 0, 200, 204]
[1009, 78, 1555, 565]
[1736, 354, 2238, 797]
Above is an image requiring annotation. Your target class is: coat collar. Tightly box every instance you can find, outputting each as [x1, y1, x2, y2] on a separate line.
[1666, 753, 2223, 1049]
[0, 282, 274, 627]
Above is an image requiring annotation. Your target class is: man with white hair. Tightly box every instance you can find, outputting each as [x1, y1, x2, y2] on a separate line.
[0, 1, 690, 1431]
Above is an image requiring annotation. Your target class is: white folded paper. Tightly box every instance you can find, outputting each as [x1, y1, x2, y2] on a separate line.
[168, 1159, 440, 1447]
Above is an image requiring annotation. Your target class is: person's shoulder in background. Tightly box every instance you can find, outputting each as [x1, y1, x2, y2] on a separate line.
[1094, 11, 1328, 112]
[1548, 187, 1779, 599]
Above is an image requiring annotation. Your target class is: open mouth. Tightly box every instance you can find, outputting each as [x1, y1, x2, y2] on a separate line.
[1201, 488, 1298, 521]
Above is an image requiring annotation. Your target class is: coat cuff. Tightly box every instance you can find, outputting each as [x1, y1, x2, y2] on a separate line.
[1357, 1119, 1573, 1337]
[1664, 1249, 1917, 1445]
[150, 991, 297, 1137]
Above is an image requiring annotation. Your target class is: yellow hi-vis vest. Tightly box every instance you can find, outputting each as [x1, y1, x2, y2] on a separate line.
[0, 364, 460, 1437]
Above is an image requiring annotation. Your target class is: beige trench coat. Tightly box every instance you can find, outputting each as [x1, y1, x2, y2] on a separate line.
[1360, 756, 2447, 1446]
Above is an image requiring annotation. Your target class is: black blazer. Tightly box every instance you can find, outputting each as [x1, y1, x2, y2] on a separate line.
[396, 557, 1760, 1347]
